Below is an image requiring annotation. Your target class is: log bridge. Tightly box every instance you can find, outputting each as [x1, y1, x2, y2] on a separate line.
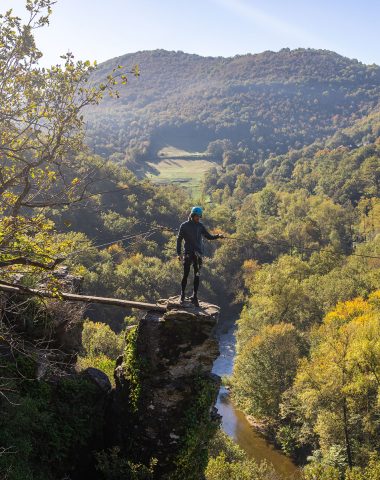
[0, 282, 167, 313]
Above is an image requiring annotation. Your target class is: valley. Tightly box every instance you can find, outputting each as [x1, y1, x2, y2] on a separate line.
[1, 4, 380, 478]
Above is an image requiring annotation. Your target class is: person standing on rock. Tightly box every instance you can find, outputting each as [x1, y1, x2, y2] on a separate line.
[176, 206, 223, 306]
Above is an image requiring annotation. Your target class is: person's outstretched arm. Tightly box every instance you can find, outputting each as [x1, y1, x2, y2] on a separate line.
[201, 224, 223, 240]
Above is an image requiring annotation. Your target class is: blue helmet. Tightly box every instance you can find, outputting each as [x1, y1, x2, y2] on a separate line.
[191, 206, 203, 217]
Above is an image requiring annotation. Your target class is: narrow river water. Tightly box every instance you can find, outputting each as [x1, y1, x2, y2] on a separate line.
[212, 325, 300, 479]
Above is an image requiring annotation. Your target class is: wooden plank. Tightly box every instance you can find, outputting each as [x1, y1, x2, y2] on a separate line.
[0, 283, 167, 312]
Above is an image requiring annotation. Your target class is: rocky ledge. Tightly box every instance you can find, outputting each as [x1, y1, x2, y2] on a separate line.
[108, 296, 221, 479]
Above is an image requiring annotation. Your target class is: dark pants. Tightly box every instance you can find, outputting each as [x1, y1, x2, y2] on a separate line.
[181, 253, 203, 296]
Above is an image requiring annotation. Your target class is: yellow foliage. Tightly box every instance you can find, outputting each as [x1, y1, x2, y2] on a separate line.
[324, 297, 371, 325]
[293, 291, 380, 464]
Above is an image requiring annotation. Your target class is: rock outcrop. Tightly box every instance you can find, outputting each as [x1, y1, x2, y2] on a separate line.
[108, 297, 221, 479]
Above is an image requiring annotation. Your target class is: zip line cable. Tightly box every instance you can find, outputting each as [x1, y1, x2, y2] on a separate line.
[1, 222, 380, 266]
[65, 228, 160, 256]
[221, 235, 380, 260]
[0, 230, 160, 277]
[115, 222, 380, 261]
[84, 229, 159, 274]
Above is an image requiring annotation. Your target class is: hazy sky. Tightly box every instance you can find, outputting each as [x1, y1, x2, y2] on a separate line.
[3, 0, 380, 66]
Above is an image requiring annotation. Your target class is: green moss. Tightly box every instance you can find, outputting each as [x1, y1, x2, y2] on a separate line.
[122, 326, 142, 413]
[167, 374, 219, 480]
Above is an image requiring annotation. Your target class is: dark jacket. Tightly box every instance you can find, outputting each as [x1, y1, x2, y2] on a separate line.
[176, 219, 218, 255]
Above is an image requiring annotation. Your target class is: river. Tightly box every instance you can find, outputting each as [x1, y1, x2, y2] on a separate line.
[212, 325, 300, 479]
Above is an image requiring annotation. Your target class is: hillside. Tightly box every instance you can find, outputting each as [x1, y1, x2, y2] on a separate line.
[85, 49, 380, 175]
[204, 110, 380, 206]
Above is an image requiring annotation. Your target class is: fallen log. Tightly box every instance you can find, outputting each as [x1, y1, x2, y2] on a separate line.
[0, 283, 167, 312]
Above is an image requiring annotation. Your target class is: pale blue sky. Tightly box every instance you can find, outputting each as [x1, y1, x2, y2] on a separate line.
[3, 0, 380, 66]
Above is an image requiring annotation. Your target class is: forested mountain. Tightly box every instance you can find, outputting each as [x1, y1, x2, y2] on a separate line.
[85, 49, 380, 171]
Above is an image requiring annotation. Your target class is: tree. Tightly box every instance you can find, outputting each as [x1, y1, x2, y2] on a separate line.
[235, 255, 317, 345]
[0, 0, 136, 408]
[232, 323, 300, 420]
[290, 292, 380, 469]
[0, 0, 134, 276]
[206, 430, 279, 480]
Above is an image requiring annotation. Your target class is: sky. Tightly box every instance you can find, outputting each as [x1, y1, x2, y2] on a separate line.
[3, 0, 380, 66]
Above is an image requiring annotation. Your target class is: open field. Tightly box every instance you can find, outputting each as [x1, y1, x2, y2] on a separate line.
[157, 146, 210, 160]
[145, 147, 218, 198]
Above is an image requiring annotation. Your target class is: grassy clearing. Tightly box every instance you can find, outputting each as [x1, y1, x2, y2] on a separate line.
[157, 146, 210, 159]
[145, 148, 218, 198]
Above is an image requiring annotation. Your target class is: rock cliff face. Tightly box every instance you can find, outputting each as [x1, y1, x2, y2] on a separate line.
[0, 289, 220, 479]
[108, 297, 221, 479]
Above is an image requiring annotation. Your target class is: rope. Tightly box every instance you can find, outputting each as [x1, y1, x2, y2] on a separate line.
[1, 222, 380, 266]
[85, 229, 158, 273]
[222, 235, 380, 260]
[83, 222, 380, 261]
[66, 228, 159, 256]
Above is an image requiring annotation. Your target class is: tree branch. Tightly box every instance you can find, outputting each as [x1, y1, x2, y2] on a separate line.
[0, 256, 64, 269]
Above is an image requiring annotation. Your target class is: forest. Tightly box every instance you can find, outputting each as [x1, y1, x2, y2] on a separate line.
[85, 48, 380, 173]
[0, 1, 380, 479]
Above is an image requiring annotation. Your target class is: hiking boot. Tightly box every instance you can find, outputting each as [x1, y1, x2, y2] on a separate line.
[190, 295, 199, 307]
[180, 292, 186, 304]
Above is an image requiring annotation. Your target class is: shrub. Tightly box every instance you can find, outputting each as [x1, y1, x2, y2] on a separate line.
[81, 320, 124, 358]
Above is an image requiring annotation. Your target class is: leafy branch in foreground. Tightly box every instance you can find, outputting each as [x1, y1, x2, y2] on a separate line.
[0, 0, 137, 276]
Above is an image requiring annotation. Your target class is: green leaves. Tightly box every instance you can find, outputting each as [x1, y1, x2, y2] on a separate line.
[0, 0, 136, 283]
[232, 323, 300, 420]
